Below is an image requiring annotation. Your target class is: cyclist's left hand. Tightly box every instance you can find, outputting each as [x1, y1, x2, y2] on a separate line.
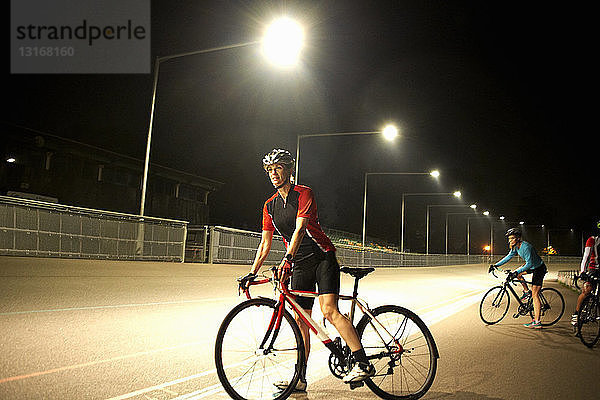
[507, 271, 518, 280]
[488, 264, 496, 274]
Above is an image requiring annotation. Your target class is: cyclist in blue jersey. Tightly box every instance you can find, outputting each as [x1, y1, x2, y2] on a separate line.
[491, 228, 548, 329]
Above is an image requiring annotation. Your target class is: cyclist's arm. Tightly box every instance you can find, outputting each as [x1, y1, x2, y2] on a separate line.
[494, 248, 516, 267]
[580, 246, 592, 273]
[284, 217, 308, 261]
[250, 230, 273, 274]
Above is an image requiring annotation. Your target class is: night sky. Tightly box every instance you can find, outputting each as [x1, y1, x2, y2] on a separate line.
[4, 1, 597, 253]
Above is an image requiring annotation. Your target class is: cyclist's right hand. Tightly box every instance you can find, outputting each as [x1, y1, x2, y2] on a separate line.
[579, 271, 588, 280]
[488, 264, 496, 274]
[238, 272, 257, 292]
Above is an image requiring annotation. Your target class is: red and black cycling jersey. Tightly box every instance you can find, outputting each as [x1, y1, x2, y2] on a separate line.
[262, 184, 335, 263]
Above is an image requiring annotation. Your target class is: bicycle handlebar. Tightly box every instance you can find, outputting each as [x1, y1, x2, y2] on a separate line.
[237, 265, 292, 299]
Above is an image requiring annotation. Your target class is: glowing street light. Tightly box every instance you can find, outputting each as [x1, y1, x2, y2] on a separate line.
[6, 157, 16, 163]
[429, 170, 440, 178]
[262, 17, 304, 67]
[295, 123, 399, 184]
[483, 210, 490, 216]
[382, 124, 399, 141]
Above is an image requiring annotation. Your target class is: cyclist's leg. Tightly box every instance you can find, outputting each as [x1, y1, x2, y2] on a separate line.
[517, 272, 530, 293]
[290, 264, 316, 387]
[531, 284, 542, 321]
[577, 282, 592, 311]
[315, 252, 374, 382]
[318, 293, 361, 351]
[530, 264, 547, 322]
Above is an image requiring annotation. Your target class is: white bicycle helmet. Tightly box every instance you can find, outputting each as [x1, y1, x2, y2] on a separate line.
[262, 149, 295, 170]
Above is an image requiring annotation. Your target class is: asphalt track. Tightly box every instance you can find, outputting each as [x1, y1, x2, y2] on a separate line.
[0, 256, 598, 400]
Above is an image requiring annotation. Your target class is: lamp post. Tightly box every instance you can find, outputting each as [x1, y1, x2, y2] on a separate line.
[425, 203, 474, 254]
[467, 214, 493, 256]
[445, 209, 480, 255]
[140, 17, 304, 217]
[295, 124, 398, 184]
[400, 191, 461, 253]
[362, 171, 438, 248]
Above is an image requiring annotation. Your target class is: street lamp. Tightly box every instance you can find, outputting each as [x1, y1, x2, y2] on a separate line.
[467, 214, 493, 256]
[362, 171, 437, 248]
[140, 17, 304, 217]
[295, 123, 398, 184]
[445, 211, 479, 255]
[400, 191, 461, 253]
[426, 203, 474, 254]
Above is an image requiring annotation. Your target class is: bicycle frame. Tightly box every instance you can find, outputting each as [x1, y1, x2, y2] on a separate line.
[244, 268, 402, 364]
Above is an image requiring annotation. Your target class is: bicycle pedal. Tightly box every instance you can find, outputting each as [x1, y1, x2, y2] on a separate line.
[349, 381, 364, 390]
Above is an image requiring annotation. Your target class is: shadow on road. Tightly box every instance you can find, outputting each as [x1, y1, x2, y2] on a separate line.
[426, 390, 505, 399]
[484, 322, 598, 354]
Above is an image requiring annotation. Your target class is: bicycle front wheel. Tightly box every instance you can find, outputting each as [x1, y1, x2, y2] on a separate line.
[356, 305, 438, 400]
[538, 287, 565, 326]
[577, 296, 600, 348]
[214, 298, 305, 400]
[479, 286, 510, 325]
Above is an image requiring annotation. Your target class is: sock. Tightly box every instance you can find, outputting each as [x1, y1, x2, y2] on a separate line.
[352, 348, 368, 364]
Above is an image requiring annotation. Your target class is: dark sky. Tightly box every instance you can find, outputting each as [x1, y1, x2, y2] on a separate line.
[4, 1, 597, 252]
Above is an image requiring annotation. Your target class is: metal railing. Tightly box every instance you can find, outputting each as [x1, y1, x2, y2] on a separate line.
[184, 225, 582, 267]
[0, 195, 187, 261]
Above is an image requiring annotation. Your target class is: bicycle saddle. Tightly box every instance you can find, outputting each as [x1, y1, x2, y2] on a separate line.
[340, 267, 375, 279]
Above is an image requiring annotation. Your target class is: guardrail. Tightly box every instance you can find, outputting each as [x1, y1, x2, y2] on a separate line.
[0, 195, 187, 262]
[185, 225, 582, 267]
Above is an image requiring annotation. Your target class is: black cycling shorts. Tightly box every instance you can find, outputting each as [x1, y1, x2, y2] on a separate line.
[291, 251, 340, 310]
[530, 263, 547, 286]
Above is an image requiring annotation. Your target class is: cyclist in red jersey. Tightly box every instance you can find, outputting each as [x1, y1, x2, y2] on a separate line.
[245, 149, 374, 392]
[571, 220, 600, 327]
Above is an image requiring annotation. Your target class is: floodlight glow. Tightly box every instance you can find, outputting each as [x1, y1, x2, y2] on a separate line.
[519, 221, 525, 225]
[262, 17, 304, 67]
[429, 170, 440, 178]
[453, 191, 461, 198]
[382, 124, 399, 141]
[483, 211, 490, 216]
[470, 204, 477, 209]
[483, 245, 491, 251]
[499, 216, 505, 220]
[6, 157, 16, 163]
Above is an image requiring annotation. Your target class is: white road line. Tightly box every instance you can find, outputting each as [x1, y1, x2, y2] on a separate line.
[0, 298, 228, 316]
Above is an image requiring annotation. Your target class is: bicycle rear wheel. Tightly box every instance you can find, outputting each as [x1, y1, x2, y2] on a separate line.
[577, 296, 600, 348]
[538, 287, 565, 326]
[215, 298, 305, 400]
[479, 286, 510, 325]
[356, 305, 438, 400]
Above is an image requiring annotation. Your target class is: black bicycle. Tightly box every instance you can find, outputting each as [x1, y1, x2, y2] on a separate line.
[479, 266, 565, 326]
[574, 272, 600, 348]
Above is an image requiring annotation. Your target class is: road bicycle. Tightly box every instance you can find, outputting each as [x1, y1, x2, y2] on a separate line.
[479, 266, 565, 326]
[573, 272, 600, 348]
[214, 265, 439, 400]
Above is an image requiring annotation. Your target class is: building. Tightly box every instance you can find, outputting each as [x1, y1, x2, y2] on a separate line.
[0, 123, 223, 224]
